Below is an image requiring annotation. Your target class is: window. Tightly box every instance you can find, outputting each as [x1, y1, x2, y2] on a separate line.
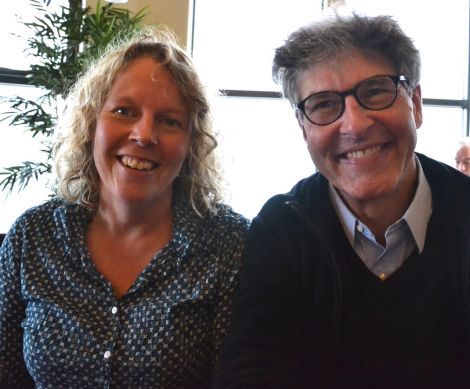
[192, 0, 470, 218]
[0, 2, 67, 233]
[1, 1, 468, 232]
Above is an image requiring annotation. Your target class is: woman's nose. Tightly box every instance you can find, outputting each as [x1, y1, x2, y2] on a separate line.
[129, 116, 157, 145]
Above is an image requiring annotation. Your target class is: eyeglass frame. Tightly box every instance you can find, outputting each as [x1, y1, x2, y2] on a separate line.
[295, 74, 409, 126]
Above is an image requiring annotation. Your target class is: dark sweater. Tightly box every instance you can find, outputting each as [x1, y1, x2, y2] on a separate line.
[213, 153, 470, 388]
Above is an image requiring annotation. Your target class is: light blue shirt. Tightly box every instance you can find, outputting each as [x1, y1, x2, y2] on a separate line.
[329, 156, 432, 280]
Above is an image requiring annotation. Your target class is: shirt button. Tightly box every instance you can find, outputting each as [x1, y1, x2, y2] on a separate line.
[111, 306, 118, 314]
[356, 224, 364, 233]
[104, 350, 112, 359]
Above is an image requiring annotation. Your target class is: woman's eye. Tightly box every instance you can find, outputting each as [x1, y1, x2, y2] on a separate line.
[161, 117, 182, 128]
[114, 107, 133, 117]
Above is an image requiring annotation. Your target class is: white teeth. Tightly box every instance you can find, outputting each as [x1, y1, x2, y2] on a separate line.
[121, 156, 155, 171]
[346, 145, 381, 160]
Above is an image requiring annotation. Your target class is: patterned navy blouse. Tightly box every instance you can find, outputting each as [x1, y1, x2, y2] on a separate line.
[0, 198, 249, 388]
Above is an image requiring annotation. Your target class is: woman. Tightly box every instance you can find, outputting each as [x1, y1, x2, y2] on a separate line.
[0, 27, 249, 388]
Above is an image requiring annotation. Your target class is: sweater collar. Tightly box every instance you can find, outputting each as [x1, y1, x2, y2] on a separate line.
[328, 154, 432, 253]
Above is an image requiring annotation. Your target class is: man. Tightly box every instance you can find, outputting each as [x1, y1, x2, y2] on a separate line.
[455, 138, 470, 176]
[213, 14, 470, 388]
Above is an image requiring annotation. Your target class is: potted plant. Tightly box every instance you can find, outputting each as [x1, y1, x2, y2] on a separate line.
[0, 0, 147, 192]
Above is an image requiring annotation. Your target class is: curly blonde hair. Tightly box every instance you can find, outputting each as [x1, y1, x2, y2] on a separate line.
[54, 26, 223, 215]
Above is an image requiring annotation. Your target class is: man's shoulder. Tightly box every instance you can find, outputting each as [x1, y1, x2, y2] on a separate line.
[418, 153, 470, 219]
[418, 153, 470, 190]
[256, 172, 328, 220]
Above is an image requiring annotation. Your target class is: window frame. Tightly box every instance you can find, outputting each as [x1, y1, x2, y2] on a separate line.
[190, 0, 470, 136]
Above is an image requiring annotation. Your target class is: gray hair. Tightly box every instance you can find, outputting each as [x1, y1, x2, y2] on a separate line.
[273, 13, 421, 105]
[459, 137, 470, 146]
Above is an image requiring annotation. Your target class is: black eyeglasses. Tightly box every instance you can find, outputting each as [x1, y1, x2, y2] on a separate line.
[296, 74, 408, 126]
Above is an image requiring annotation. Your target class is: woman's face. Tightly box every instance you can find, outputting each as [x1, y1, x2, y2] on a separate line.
[93, 56, 191, 208]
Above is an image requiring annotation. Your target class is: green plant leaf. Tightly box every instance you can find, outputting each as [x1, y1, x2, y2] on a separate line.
[1, 0, 147, 193]
[0, 161, 51, 193]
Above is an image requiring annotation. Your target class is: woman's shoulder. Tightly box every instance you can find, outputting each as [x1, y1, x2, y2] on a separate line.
[7, 197, 87, 239]
[2, 199, 65, 249]
[203, 203, 251, 240]
[11, 197, 60, 224]
[13, 197, 75, 223]
[177, 201, 249, 229]
[175, 201, 250, 245]
[212, 203, 250, 227]
[199, 204, 250, 264]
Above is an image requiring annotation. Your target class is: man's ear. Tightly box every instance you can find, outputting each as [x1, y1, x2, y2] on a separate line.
[295, 109, 307, 140]
[412, 84, 423, 129]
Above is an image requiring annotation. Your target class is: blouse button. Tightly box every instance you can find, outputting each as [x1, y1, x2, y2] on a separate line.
[111, 306, 118, 314]
[104, 350, 112, 359]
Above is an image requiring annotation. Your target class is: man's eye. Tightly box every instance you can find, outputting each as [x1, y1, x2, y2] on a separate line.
[307, 98, 340, 115]
[313, 99, 339, 110]
[365, 87, 384, 96]
[362, 83, 396, 99]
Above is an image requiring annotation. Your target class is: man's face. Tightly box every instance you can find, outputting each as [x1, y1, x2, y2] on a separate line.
[296, 53, 422, 213]
[455, 143, 470, 176]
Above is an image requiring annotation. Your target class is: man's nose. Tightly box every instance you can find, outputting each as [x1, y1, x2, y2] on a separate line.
[338, 95, 373, 137]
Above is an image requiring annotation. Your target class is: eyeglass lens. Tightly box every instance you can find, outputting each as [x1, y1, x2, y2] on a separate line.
[301, 75, 399, 125]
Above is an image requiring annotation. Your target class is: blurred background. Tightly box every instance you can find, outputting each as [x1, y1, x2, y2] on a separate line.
[0, 0, 468, 232]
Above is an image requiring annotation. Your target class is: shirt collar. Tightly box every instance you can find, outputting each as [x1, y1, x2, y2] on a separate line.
[329, 155, 432, 253]
[402, 157, 432, 253]
[171, 201, 196, 264]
